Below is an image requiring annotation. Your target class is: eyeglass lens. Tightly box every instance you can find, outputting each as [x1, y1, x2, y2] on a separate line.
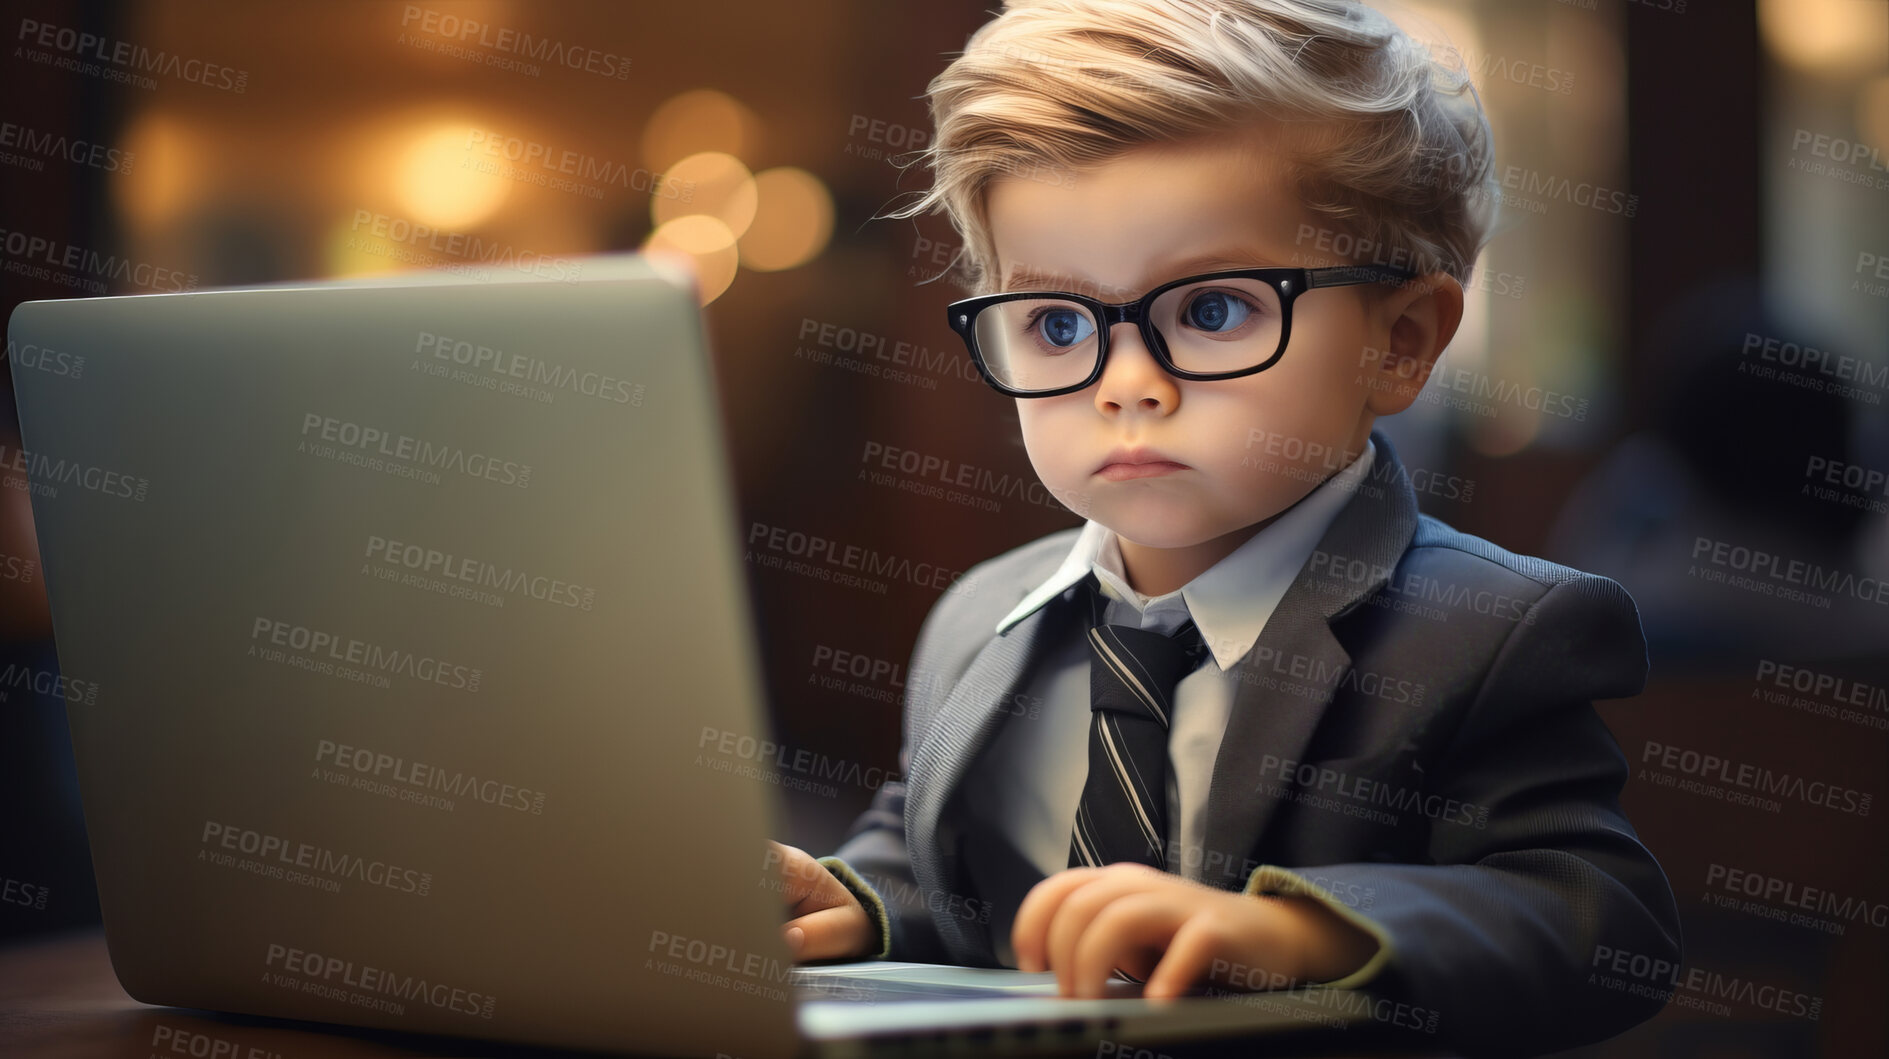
[971, 277, 1285, 392]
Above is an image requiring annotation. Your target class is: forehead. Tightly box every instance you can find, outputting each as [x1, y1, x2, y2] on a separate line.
[985, 130, 1308, 296]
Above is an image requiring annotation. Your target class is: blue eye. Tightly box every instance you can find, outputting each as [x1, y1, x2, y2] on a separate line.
[1182, 291, 1253, 333]
[1031, 308, 1095, 349]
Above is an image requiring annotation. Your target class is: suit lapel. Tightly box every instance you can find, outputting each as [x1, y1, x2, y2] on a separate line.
[906, 430, 1420, 960]
[1199, 429, 1419, 886]
[906, 590, 1071, 964]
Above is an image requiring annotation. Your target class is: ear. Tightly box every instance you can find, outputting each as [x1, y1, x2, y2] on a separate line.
[1361, 272, 1464, 417]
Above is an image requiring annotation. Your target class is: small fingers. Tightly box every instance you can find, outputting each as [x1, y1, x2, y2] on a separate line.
[1045, 868, 1167, 993]
[1067, 891, 1186, 999]
[1012, 867, 1106, 972]
[783, 903, 869, 962]
[1141, 914, 1226, 1000]
[766, 841, 834, 912]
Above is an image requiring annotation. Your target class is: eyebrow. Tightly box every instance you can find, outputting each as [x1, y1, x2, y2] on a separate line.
[1002, 253, 1288, 297]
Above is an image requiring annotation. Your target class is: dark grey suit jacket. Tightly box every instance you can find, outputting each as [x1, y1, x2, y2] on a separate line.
[820, 428, 1682, 1056]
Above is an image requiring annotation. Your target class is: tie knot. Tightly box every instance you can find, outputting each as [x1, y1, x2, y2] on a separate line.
[1082, 577, 1211, 725]
[1083, 574, 1210, 659]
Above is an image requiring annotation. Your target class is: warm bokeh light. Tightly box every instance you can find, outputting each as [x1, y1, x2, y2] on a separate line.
[114, 111, 200, 230]
[652, 151, 758, 237]
[644, 215, 740, 304]
[1759, 0, 1889, 74]
[737, 167, 833, 272]
[396, 123, 511, 229]
[640, 89, 762, 174]
[322, 213, 405, 278]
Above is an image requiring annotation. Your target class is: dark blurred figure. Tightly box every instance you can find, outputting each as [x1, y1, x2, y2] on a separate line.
[1546, 277, 1887, 670]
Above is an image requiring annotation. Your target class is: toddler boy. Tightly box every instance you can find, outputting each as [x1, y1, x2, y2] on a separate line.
[770, 2, 1682, 1053]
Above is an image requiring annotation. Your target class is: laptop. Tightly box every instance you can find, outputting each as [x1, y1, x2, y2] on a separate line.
[5, 255, 1369, 1056]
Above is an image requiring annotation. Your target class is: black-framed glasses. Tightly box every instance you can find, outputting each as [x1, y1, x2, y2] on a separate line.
[945, 264, 1417, 398]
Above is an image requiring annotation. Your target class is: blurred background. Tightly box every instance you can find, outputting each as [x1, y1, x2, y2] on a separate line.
[0, 1, 1885, 1055]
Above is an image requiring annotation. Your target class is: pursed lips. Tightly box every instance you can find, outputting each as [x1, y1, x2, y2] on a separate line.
[1094, 446, 1188, 479]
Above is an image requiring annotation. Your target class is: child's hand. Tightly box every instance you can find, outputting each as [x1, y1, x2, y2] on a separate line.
[1011, 863, 1376, 999]
[767, 840, 874, 962]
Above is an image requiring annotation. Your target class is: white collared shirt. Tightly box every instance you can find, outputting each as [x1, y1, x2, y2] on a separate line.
[961, 440, 1376, 927]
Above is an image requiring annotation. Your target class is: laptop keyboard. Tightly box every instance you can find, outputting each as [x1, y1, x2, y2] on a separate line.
[791, 965, 1162, 1004]
[796, 976, 1087, 1002]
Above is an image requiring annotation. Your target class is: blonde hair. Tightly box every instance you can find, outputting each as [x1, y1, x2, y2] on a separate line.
[883, 0, 1498, 297]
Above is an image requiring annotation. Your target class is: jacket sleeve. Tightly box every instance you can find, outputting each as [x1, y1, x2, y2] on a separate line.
[817, 743, 945, 961]
[1237, 574, 1684, 1057]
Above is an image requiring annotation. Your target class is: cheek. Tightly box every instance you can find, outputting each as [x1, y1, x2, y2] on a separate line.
[1015, 400, 1080, 480]
[1203, 372, 1361, 488]
[1234, 321, 1373, 431]
[1288, 305, 1375, 388]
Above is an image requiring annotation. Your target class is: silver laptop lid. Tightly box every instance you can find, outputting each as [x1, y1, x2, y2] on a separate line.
[6, 257, 804, 1056]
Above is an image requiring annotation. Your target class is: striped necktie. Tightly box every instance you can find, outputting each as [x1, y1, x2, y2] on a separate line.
[1067, 575, 1210, 873]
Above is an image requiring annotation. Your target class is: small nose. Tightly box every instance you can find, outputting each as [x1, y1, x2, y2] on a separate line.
[1092, 323, 1179, 416]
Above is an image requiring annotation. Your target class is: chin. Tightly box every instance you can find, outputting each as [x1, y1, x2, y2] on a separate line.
[1092, 502, 1223, 551]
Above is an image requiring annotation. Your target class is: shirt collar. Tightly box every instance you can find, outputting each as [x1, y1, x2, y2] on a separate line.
[993, 439, 1377, 671]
